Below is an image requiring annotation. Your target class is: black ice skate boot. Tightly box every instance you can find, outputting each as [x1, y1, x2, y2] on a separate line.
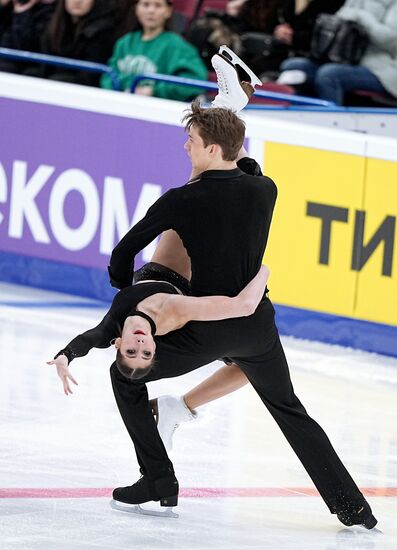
[112, 472, 179, 508]
[337, 500, 377, 529]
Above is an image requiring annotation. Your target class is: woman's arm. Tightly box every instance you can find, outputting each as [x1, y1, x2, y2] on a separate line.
[51, 313, 114, 365]
[354, 7, 397, 52]
[46, 312, 115, 394]
[170, 264, 269, 324]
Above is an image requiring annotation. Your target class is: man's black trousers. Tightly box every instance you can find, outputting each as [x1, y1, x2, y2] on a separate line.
[110, 298, 366, 514]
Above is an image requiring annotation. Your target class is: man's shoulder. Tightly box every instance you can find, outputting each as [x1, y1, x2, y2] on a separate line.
[240, 172, 277, 192]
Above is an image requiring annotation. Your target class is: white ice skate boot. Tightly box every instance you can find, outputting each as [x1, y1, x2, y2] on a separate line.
[211, 45, 262, 112]
[153, 395, 197, 452]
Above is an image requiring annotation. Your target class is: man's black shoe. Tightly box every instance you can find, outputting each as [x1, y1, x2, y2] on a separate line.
[337, 501, 377, 529]
[113, 474, 179, 507]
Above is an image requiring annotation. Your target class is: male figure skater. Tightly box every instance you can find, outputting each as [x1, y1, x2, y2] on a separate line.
[108, 48, 377, 528]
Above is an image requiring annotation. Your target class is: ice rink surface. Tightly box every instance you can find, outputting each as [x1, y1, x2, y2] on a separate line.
[0, 282, 396, 550]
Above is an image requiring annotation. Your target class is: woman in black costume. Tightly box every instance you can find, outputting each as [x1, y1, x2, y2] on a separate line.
[48, 262, 269, 394]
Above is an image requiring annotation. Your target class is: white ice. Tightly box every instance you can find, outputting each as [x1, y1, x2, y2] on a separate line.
[0, 282, 396, 550]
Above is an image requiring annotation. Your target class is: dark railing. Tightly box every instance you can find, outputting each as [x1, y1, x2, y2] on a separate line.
[0, 47, 121, 91]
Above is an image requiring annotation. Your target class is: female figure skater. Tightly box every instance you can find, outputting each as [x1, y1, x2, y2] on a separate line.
[48, 263, 269, 394]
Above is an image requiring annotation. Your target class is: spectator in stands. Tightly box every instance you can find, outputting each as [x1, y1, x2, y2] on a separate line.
[271, 1, 344, 59]
[186, 0, 344, 79]
[38, 0, 116, 86]
[186, 0, 286, 72]
[239, 0, 346, 77]
[101, 0, 208, 100]
[278, 0, 397, 105]
[0, 0, 13, 43]
[0, 0, 56, 74]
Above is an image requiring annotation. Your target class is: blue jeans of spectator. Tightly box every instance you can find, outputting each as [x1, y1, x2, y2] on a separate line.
[280, 57, 387, 105]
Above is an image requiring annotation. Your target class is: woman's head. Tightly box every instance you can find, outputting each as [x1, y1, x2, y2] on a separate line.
[65, 0, 95, 19]
[134, 0, 172, 34]
[113, 314, 156, 380]
[47, 0, 96, 52]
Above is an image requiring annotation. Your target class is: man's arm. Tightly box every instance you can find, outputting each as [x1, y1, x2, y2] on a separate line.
[109, 189, 179, 288]
[169, 265, 269, 324]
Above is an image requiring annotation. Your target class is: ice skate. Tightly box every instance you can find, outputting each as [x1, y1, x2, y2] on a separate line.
[111, 473, 179, 518]
[110, 500, 179, 518]
[218, 45, 262, 88]
[336, 501, 377, 529]
[151, 395, 197, 452]
[211, 45, 262, 112]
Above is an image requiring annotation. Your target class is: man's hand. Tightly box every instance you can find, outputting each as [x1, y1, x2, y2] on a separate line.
[46, 355, 78, 395]
[13, 0, 40, 14]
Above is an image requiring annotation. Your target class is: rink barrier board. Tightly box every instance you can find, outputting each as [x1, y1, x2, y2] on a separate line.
[263, 143, 397, 330]
[0, 250, 116, 302]
[0, 74, 396, 356]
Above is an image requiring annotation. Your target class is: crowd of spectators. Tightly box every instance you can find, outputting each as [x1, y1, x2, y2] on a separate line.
[0, 0, 396, 107]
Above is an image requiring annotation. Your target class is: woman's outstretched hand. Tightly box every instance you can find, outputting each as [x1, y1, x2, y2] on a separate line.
[46, 355, 78, 396]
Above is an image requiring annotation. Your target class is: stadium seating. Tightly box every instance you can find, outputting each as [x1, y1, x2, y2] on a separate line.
[173, 0, 228, 28]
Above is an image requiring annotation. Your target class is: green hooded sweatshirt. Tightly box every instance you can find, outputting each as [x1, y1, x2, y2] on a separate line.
[101, 30, 208, 101]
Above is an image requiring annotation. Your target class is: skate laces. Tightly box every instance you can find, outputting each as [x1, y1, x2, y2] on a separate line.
[214, 67, 229, 95]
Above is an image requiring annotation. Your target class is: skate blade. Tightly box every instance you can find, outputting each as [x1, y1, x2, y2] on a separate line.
[218, 45, 262, 87]
[110, 499, 179, 518]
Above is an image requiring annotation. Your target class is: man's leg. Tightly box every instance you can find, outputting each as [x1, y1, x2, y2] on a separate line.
[110, 339, 217, 505]
[233, 329, 376, 528]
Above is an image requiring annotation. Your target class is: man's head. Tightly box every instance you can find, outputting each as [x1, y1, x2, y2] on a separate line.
[182, 101, 245, 173]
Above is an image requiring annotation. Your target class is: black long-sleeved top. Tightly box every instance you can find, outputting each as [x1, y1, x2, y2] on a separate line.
[0, 3, 13, 44]
[0, 3, 55, 74]
[109, 159, 277, 298]
[55, 280, 178, 363]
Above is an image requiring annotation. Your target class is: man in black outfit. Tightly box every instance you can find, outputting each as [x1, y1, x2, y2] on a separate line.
[108, 102, 376, 529]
